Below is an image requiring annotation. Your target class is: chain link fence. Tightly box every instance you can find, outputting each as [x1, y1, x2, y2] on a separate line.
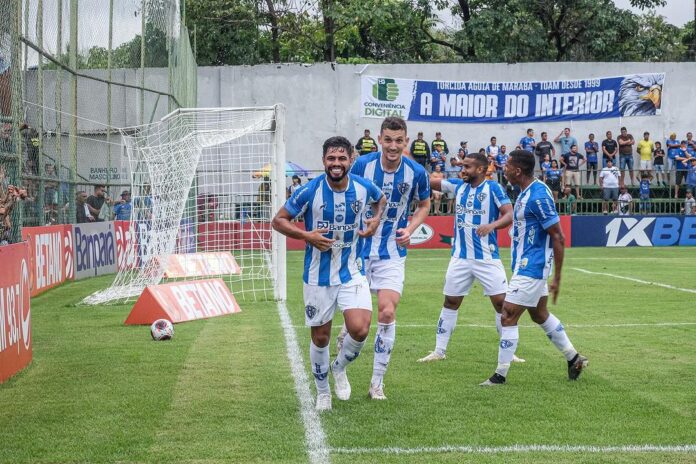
[0, 0, 196, 244]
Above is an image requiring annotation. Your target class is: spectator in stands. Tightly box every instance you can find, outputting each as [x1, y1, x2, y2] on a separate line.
[86, 185, 111, 222]
[113, 190, 133, 221]
[674, 141, 692, 198]
[639, 171, 652, 214]
[618, 186, 633, 215]
[535, 131, 555, 169]
[653, 141, 666, 186]
[687, 158, 696, 196]
[544, 159, 562, 202]
[584, 133, 599, 185]
[602, 130, 618, 167]
[561, 144, 585, 199]
[485, 136, 499, 158]
[495, 145, 509, 184]
[20, 123, 39, 176]
[456, 147, 466, 165]
[520, 128, 536, 152]
[683, 189, 696, 215]
[560, 186, 576, 215]
[431, 131, 449, 156]
[355, 129, 376, 156]
[554, 127, 578, 158]
[459, 140, 468, 156]
[0, 184, 27, 245]
[429, 164, 445, 215]
[430, 144, 446, 172]
[43, 179, 58, 223]
[445, 156, 462, 180]
[287, 175, 302, 198]
[75, 190, 94, 223]
[665, 132, 680, 182]
[477, 148, 486, 156]
[0, 123, 12, 153]
[410, 131, 430, 169]
[541, 153, 552, 177]
[617, 127, 636, 185]
[687, 132, 696, 155]
[485, 154, 497, 181]
[599, 159, 620, 215]
[637, 131, 654, 174]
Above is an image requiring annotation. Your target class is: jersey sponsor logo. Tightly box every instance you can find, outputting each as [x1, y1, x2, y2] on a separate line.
[316, 221, 358, 231]
[386, 201, 402, 209]
[527, 226, 536, 244]
[519, 258, 528, 269]
[331, 241, 352, 249]
[305, 305, 317, 319]
[350, 200, 363, 214]
[335, 202, 345, 212]
[410, 223, 434, 245]
[397, 182, 410, 195]
[456, 205, 487, 216]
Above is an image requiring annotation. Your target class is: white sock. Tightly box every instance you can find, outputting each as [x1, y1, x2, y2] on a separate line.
[332, 332, 365, 371]
[495, 326, 519, 378]
[495, 312, 502, 336]
[539, 313, 577, 361]
[371, 322, 395, 387]
[309, 341, 330, 394]
[435, 308, 458, 355]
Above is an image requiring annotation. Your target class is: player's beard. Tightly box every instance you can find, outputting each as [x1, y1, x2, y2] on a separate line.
[326, 165, 347, 183]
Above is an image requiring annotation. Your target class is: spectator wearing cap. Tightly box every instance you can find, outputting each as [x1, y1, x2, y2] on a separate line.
[113, 190, 132, 220]
[431, 131, 449, 156]
[444, 156, 462, 179]
[410, 131, 430, 169]
[459, 140, 468, 156]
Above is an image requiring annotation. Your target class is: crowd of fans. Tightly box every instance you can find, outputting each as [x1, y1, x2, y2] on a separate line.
[355, 127, 696, 216]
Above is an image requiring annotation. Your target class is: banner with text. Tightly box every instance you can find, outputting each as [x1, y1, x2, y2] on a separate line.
[22, 225, 68, 296]
[361, 74, 665, 123]
[0, 242, 32, 383]
[73, 222, 117, 280]
[572, 216, 696, 247]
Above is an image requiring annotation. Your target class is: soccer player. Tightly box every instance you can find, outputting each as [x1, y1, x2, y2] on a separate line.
[418, 152, 523, 364]
[339, 116, 431, 400]
[480, 150, 588, 386]
[271, 136, 386, 411]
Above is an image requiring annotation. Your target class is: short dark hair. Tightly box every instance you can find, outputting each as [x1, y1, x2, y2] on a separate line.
[322, 136, 353, 157]
[570, 144, 578, 149]
[491, 136, 496, 141]
[509, 149, 535, 176]
[644, 131, 650, 136]
[380, 117, 407, 134]
[94, 184, 105, 190]
[589, 133, 595, 137]
[620, 126, 627, 131]
[527, 128, 533, 134]
[564, 127, 570, 131]
[465, 152, 488, 168]
[541, 131, 547, 137]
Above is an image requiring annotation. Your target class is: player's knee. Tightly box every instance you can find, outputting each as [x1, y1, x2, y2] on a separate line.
[350, 325, 370, 342]
[444, 295, 462, 309]
[378, 305, 395, 323]
[312, 333, 330, 347]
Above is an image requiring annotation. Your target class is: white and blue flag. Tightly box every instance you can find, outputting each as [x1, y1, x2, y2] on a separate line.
[441, 179, 510, 260]
[284, 174, 383, 286]
[510, 180, 560, 279]
[351, 152, 430, 260]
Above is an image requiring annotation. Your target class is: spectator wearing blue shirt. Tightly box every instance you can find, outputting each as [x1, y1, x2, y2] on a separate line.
[554, 127, 578, 157]
[544, 159, 562, 201]
[113, 190, 133, 220]
[495, 145, 509, 185]
[519, 128, 536, 153]
[584, 133, 599, 185]
[541, 154, 551, 175]
[675, 141, 692, 198]
[639, 172, 652, 214]
[430, 144, 446, 172]
[486, 136, 499, 158]
[686, 157, 696, 196]
[686, 132, 696, 155]
[665, 132, 680, 174]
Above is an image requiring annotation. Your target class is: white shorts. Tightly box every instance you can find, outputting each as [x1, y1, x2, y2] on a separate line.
[364, 256, 405, 294]
[640, 160, 652, 170]
[303, 275, 372, 327]
[505, 275, 548, 308]
[443, 257, 508, 297]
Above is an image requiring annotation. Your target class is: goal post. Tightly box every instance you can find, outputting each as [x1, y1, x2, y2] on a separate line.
[82, 105, 287, 305]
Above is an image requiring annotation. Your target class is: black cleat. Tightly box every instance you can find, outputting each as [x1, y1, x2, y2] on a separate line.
[568, 354, 589, 380]
[479, 373, 506, 386]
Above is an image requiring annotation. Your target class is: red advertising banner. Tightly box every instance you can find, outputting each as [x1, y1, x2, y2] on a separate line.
[286, 215, 572, 251]
[0, 242, 32, 383]
[21, 225, 68, 296]
[124, 278, 241, 325]
[114, 220, 138, 271]
[63, 225, 74, 281]
[163, 252, 241, 278]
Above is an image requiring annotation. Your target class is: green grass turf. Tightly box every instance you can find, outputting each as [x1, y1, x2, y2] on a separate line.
[1, 247, 695, 463]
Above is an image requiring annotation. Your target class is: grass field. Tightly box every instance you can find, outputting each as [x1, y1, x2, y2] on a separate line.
[2, 247, 696, 463]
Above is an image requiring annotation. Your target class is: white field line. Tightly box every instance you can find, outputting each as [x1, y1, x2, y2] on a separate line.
[276, 301, 330, 464]
[293, 322, 696, 329]
[571, 267, 696, 294]
[330, 444, 696, 455]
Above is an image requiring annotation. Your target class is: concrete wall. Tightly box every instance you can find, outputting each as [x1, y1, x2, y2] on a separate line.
[198, 62, 696, 173]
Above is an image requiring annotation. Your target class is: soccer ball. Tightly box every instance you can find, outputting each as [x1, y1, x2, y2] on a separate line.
[150, 319, 174, 341]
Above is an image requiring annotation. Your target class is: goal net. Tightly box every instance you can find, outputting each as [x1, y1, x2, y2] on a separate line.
[82, 106, 287, 305]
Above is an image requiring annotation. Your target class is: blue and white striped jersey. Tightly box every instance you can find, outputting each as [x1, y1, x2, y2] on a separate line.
[441, 179, 510, 260]
[284, 174, 383, 286]
[510, 180, 560, 279]
[351, 152, 430, 260]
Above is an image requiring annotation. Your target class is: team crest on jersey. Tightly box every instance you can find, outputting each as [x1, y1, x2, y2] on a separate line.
[350, 200, 363, 214]
[397, 182, 410, 195]
[305, 305, 317, 319]
[477, 192, 487, 202]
